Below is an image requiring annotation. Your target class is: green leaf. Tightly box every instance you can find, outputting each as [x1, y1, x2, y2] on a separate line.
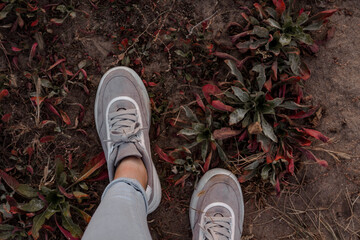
[229, 109, 248, 125]
[249, 16, 259, 25]
[279, 34, 292, 46]
[182, 105, 199, 122]
[50, 18, 65, 24]
[249, 39, 268, 49]
[260, 114, 278, 143]
[215, 142, 229, 163]
[16, 184, 38, 198]
[279, 101, 310, 110]
[224, 91, 239, 102]
[0, 224, 14, 231]
[0, 231, 12, 239]
[296, 33, 314, 45]
[288, 53, 301, 75]
[18, 199, 44, 212]
[174, 50, 189, 58]
[268, 98, 284, 108]
[0, 4, 13, 20]
[231, 86, 249, 102]
[225, 60, 244, 85]
[32, 207, 57, 239]
[264, 18, 281, 29]
[261, 165, 271, 180]
[192, 123, 205, 132]
[201, 141, 208, 162]
[296, 12, 309, 25]
[61, 214, 83, 238]
[178, 128, 198, 136]
[252, 26, 269, 38]
[242, 114, 251, 128]
[244, 159, 263, 171]
[252, 64, 266, 90]
[304, 20, 324, 31]
[174, 159, 186, 165]
[270, 170, 276, 186]
[56, 5, 68, 13]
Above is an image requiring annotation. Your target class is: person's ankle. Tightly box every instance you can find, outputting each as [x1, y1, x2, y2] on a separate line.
[114, 156, 148, 189]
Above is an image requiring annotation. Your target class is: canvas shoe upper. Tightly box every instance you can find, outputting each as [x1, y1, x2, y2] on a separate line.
[94, 66, 161, 214]
[190, 169, 244, 240]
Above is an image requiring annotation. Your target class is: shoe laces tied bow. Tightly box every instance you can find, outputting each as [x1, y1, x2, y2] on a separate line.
[108, 109, 141, 146]
[201, 215, 232, 240]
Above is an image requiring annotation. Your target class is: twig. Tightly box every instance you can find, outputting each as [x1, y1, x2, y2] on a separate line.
[186, 10, 220, 38]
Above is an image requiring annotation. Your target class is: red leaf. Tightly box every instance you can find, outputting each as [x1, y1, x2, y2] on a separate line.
[86, 169, 108, 182]
[264, 79, 272, 92]
[30, 96, 45, 106]
[174, 173, 190, 187]
[46, 103, 61, 117]
[298, 128, 329, 143]
[0, 89, 9, 101]
[76, 153, 106, 184]
[148, 82, 157, 87]
[211, 100, 234, 112]
[65, 69, 73, 76]
[288, 108, 317, 119]
[74, 103, 85, 123]
[47, 59, 66, 71]
[26, 147, 34, 157]
[26, 165, 34, 175]
[299, 62, 311, 80]
[80, 69, 87, 80]
[272, 0, 286, 16]
[272, 61, 278, 81]
[195, 93, 206, 112]
[238, 130, 248, 142]
[299, 148, 328, 167]
[58, 186, 74, 199]
[55, 216, 80, 240]
[81, 152, 104, 174]
[311, 9, 337, 21]
[40, 136, 55, 143]
[202, 84, 222, 104]
[121, 38, 128, 48]
[1, 113, 11, 122]
[288, 158, 294, 174]
[59, 110, 71, 125]
[11, 47, 22, 52]
[203, 151, 212, 173]
[154, 145, 175, 164]
[266, 154, 273, 164]
[254, 3, 267, 18]
[275, 177, 281, 194]
[213, 127, 242, 140]
[29, 43, 38, 59]
[0, 169, 20, 190]
[30, 19, 38, 27]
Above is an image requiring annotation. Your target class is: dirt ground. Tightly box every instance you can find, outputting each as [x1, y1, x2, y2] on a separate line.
[1, 0, 360, 239]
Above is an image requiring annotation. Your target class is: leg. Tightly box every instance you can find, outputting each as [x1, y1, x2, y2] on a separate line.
[83, 157, 150, 240]
[84, 67, 162, 239]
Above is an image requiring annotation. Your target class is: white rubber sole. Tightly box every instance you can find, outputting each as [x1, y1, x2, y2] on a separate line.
[94, 66, 161, 214]
[189, 168, 244, 229]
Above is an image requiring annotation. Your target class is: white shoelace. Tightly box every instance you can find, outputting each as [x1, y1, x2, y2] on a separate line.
[201, 216, 232, 240]
[108, 109, 141, 146]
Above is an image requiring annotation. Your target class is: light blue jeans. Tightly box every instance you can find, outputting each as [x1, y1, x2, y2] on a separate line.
[82, 178, 152, 240]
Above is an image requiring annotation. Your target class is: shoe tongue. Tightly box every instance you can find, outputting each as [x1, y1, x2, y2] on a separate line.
[111, 142, 142, 168]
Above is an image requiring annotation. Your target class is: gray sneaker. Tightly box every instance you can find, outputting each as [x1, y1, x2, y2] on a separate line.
[94, 66, 161, 214]
[190, 169, 244, 240]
